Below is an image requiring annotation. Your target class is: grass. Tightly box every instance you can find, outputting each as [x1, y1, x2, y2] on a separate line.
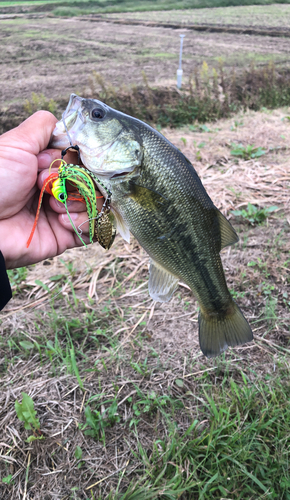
[2, 0, 290, 16]
[2, 297, 290, 498]
[122, 374, 290, 499]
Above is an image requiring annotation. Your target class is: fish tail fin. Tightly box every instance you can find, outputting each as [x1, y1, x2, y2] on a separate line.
[198, 301, 253, 358]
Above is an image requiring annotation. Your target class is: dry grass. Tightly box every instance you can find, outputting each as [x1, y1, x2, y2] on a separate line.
[164, 107, 290, 215]
[0, 108, 290, 499]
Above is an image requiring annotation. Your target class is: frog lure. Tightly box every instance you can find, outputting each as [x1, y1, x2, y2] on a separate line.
[26, 159, 116, 250]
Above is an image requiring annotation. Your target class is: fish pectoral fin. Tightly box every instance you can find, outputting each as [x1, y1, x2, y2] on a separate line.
[128, 180, 167, 211]
[111, 209, 130, 243]
[217, 210, 239, 249]
[198, 301, 253, 358]
[148, 259, 179, 302]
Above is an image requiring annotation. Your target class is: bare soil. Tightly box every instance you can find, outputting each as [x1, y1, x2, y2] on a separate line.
[103, 4, 290, 29]
[1, 14, 290, 117]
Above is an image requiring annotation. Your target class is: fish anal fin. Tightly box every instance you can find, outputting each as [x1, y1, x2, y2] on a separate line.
[199, 300, 253, 358]
[149, 259, 179, 302]
[217, 210, 239, 249]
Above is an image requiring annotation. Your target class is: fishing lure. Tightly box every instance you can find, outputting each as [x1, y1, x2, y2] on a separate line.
[57, 162, 115, 248]
[26, 160, 116, 250]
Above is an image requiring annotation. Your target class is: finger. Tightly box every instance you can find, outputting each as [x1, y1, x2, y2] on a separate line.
[37, 149, 80, 170]
[59, 211, 90, 235]
[50, 195, 86, 214]
[2, 111, 58, 155]
[37, 169, 59, 190]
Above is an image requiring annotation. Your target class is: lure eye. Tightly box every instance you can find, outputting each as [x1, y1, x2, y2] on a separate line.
[58, 192, 66, 201]
[91, 108, 105, 120]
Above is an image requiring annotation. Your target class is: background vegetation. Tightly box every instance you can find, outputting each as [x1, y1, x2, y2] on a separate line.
[87, 62, 290, 127]
[2, 0, 290, 16]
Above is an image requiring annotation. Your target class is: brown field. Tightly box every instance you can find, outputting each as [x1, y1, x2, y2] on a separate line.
[0, 7, 290, 500]
[105, 4, 290, 28]
[1, 11, 290, 116]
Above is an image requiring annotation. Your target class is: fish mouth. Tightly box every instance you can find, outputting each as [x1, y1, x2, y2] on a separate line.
[50, 94, 86, 149]
[110, 171, 131, 179]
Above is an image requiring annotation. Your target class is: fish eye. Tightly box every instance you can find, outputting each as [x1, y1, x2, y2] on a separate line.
[91, 108, 105, 120]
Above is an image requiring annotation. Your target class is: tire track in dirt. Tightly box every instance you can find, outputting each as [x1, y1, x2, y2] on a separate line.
[81, 16, 290, 39]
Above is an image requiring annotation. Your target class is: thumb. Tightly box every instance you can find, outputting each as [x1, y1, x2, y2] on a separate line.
[1, 111, 58, 155]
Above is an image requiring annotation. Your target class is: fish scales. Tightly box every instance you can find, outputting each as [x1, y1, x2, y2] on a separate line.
[51, 94, 253, 357]
[113, 126, 228, 310]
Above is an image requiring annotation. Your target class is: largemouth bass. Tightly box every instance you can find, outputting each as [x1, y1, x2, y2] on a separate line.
[51, 94, 253, 357]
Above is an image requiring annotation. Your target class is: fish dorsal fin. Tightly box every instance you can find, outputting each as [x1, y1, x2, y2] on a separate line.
[148, 259, 179, 302]
[216, 210, 239, 249]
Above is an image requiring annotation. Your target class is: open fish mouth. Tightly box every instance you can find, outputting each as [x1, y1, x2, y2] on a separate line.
[51, 94, 86, 150]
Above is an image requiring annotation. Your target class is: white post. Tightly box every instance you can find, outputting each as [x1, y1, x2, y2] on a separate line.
[177, 34, 185, 89]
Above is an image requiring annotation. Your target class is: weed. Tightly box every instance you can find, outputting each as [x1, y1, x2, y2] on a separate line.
[128, 386, 182, 427]
[248, 258, 270, 278]
[85, 60, 290, 129]
[199, 124, 211, 132]
[231, 203, 278, 225]
[282, 291, 290, 308]
[2, 475, 13, 485]
[264, 295, 278, 325]
[23, 92, 57, 115]
[7, 266, 28, 291]
[230, 143, 267, 160]
[130, 357, 151, 377]
[74, 446, 83, 460]
[230, 289, 246, 300]
[230, 119, 244, 130]
[81, 398, 120, 445]
[15, 392, 43, 442]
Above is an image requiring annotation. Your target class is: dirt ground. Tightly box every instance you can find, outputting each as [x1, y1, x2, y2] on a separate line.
[106, 4, 290, 28]
[1, 13, 290, 114]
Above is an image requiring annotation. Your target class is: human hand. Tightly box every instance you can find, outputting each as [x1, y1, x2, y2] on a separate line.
[0, 111, 103, 269]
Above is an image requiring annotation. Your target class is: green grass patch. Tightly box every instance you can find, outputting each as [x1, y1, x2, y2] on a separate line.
[231, 203, 279, 225]
[2, 0, 290, 16]
[107, 371, 290, 498]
